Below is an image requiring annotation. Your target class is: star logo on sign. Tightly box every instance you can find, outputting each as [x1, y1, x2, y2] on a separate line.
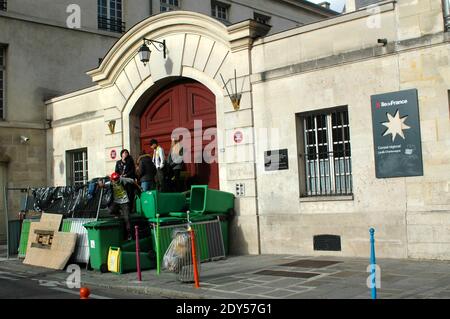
[381, 109, 411, 142]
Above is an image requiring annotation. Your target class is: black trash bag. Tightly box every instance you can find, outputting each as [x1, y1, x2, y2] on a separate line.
[32, 187, 57, 212]
[47, 186, 73, 213]
[70, 185, 89, 212]
[100, 177, 113, 209]
[59, 186, 74, 212]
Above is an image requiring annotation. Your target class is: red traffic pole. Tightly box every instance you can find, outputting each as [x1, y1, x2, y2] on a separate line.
[189, 227, 200, 288]
[135, 225, 142, 282]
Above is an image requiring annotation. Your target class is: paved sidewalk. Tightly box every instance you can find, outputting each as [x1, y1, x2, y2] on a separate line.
[2, 254, 450, 299]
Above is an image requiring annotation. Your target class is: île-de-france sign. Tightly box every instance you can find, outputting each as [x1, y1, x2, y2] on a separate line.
[371, 89, 423, 178]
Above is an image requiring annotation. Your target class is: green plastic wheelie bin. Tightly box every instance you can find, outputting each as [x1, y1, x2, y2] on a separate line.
[84, 219, 124, 272]
[140, 190, 187, 219]
[189, 185, 234, 215]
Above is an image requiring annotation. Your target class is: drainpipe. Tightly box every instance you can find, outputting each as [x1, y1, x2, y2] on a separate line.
[149, 0, 153, 15]
[444, 0, 450, 31]
[247, 47, 262, 256]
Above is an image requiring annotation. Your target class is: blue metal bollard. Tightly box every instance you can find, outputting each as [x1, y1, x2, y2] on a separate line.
[369, 228, 377, 299]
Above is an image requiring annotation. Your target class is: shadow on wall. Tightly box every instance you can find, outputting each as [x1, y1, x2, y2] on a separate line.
[165, 56, 173, 74]
[229, 216, 250, 255]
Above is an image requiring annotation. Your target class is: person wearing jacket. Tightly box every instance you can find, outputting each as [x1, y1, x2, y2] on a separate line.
[115, 149, 137, 211]
[98, 172, 142, 240]
[115, 149, 136, 179]
[137, 151, 156, 191]
[150, 139, 166, 191]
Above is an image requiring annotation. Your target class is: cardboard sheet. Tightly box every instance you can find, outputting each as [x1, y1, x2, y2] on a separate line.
[23, 213, 77, 270]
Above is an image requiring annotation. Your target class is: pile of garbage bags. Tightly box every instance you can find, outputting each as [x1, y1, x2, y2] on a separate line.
[27, 177, 113, 217]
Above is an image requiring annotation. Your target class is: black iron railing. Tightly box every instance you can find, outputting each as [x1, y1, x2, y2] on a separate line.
[98, 16, 125, 33]
[302, 150, 353, 197]
[0, 0, 7, 11]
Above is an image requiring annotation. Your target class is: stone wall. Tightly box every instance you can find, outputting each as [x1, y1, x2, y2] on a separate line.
[0, 127, 46, 240]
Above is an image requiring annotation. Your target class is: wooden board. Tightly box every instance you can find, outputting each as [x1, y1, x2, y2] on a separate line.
[23, 213, 76, 270]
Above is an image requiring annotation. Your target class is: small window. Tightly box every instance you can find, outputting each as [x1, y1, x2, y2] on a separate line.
[160, 0, 180, 12]
[98, 0, 125, 33]
[297, 108, 352, 197]
[254, 12, 271, 25]
[0, 46, 5, 120]
[0, 0, 6, 11]
[211, 1, 229, 22]
[67, 148, 88, 186]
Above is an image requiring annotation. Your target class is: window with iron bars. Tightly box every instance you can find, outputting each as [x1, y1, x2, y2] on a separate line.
[298, 108, 352, 197]
[98, 0, 125, 33]
[0, 46, 5, 120]
[212, 1, 229, 22]
[0, 0, 6, 11]
[66, 148, 88, 187]
[160, 0, 180, 12]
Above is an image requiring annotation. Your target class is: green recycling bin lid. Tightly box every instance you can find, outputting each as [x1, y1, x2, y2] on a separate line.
[83, 219, 123, 229]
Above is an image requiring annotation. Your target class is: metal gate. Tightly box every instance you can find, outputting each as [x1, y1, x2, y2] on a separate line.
[154, 217, 225, 263]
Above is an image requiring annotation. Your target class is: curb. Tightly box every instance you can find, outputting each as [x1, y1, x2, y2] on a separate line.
[81, 280, 209, 299]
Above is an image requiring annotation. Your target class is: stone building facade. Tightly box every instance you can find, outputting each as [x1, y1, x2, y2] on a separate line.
[45, 0, 450, 260]
[0, 0, 335, 241]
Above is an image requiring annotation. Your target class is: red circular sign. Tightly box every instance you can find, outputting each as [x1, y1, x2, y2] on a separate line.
[234, 131, 243, 143]
[110, 149, 117, 160]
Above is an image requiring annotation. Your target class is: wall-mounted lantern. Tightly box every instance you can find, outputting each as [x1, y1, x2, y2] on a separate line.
[108, 120, 116, 134]
[138, 38, 167, 66]
[220, 70, 242, 111]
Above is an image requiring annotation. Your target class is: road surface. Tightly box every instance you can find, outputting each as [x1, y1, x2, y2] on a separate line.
[0, 267, 163, 299]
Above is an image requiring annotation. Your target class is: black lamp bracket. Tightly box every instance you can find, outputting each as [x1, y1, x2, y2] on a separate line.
[143, 38, 166, 59]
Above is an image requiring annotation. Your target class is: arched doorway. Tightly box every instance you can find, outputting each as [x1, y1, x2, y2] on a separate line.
[140, 79, 219, 190]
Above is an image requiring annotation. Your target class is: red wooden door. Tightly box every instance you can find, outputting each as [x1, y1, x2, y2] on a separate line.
[140, 80, 219, 190]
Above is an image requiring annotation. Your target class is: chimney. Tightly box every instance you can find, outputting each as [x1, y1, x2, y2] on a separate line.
[345, 0, 356, 12]
[318, 1, 331, 9]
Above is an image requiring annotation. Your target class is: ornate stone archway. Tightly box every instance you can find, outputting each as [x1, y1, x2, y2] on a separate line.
[84, 11, 269, 254]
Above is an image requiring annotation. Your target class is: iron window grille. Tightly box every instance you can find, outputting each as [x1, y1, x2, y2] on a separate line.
[98, 0, 125, 33]
[160, 0, 180, 12]
[67, 149, 89, 187]
[212, 1, 229, 23]
[254, 12, 271, 25]
[0, 0, 6, 11]
[300, 109, 352, 197]
[0, 46, 4, 120]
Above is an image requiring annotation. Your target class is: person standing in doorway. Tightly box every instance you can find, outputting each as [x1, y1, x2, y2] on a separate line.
[168, 137, 184, 192]
[137, 151, 156, 191]
[150, 139, 165, 191]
